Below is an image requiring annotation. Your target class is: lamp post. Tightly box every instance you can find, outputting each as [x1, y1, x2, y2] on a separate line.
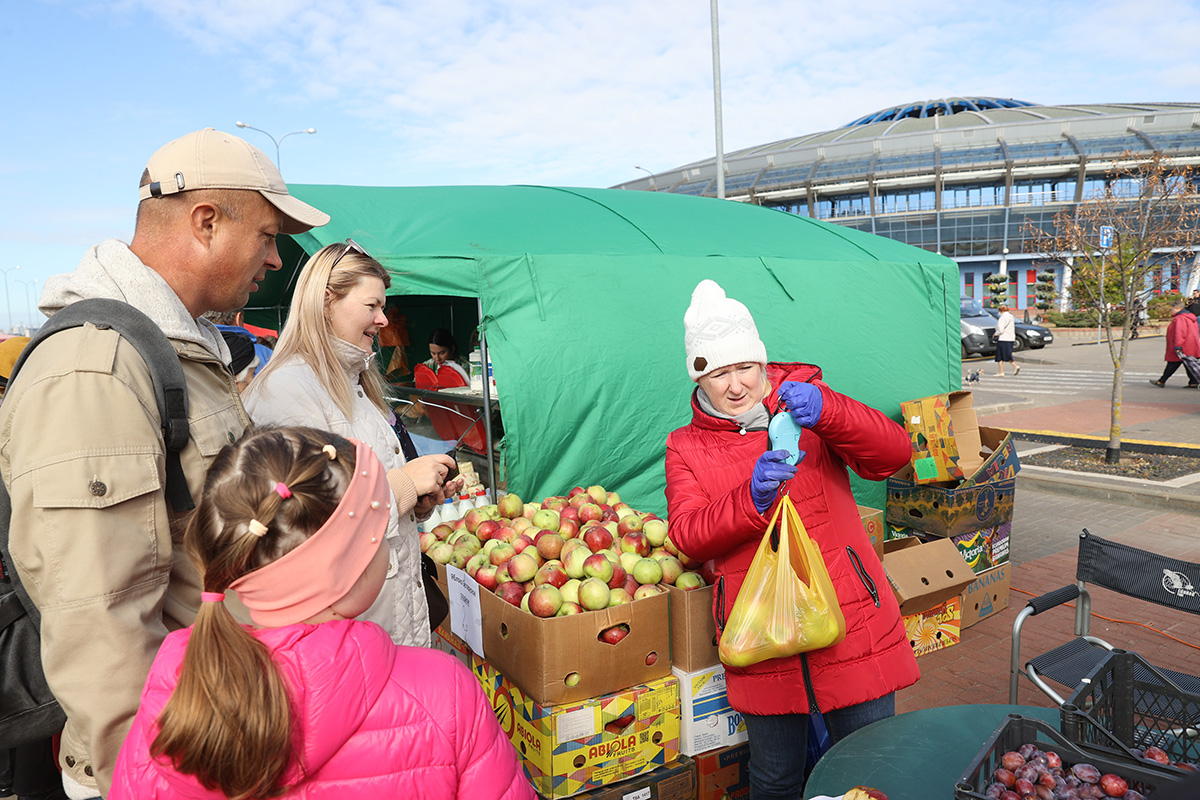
[709, 0, 725, 199]
[0, 266, 19, 334]
[633, 165, 656, 188]
[234, 122, 316, 170]
[15, 278, 38, 330]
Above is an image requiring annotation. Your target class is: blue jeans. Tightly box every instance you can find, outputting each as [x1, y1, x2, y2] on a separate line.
[742, 693, 895, 800]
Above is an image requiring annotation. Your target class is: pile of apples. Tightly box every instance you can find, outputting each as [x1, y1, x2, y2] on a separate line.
[419, 484, 715, 619]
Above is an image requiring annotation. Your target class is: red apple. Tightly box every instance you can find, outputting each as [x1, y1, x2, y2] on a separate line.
[507, 552, 538, 583]
[578, 503, 603, 523]
[633, 583, 663, 600]
[511, 533, 535, 554]
[426, 542, 453, 564]
[622, 574, 639, 597]
[535, 531, 565, 561]
[475, 520, 501, 542]
[496, 492, 523, 519]
[568, 492, 590, 509]
[430, 523, 454, 541]
[474, 565, 498, 591]
[644, 651, 658, 666]
[583, 527, 614, 553]
[568, 486, 587, 498]
[419, 531, 438, 553]
[495, 582, 525, 606]
[522, 502, 540, 519]
[528, 585, 563, 618]
[463, 508, 487, 533]
[543, 497, 568, 513]
[617, 516, 644, 536]
[620, 532, 651, 557]
[606, 491, 622, 505]
[560, 506, 581, 524]
[599, 623, 629, 644]
[701, 559, 719, 586]
[607, 562, 627, 590]
[654, 554, 684, 585]
[557, 519, 580, 540]
[534, 562, 570, 588]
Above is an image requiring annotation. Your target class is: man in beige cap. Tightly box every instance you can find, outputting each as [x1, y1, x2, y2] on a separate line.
[0, 129, 328, 798]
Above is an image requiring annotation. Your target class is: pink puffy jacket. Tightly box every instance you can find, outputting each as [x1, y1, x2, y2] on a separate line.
[110, 620, 535, 800]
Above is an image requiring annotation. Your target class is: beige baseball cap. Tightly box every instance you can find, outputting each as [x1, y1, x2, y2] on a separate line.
[137, 128, 330, 234]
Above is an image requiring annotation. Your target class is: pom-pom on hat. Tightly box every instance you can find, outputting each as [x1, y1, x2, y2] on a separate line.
[684, 279, 767, 381]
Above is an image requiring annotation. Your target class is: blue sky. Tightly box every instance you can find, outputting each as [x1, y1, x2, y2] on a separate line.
[2, 0, 1199, 332]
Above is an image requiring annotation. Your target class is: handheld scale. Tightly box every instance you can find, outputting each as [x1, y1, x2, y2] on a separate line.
[768, 412, 806, 465]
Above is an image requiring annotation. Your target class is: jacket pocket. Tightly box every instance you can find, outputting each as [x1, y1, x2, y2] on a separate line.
[33, 452, 161, 509]
[846, 545, 880, 608]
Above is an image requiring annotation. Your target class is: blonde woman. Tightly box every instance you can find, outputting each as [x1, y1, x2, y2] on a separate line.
[244, 240, 458, 647]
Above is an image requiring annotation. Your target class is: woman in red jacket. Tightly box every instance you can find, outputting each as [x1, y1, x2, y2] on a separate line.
[1149, 301, 1200, 387]
[665, 280, 920, 800]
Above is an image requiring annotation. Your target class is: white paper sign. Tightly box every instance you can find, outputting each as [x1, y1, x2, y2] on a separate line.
[445, 564, 484, 658]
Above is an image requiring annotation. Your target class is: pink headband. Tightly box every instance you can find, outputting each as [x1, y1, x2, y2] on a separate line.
[229, 439, 390, 627]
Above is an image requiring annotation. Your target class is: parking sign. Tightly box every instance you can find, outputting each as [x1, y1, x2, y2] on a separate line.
[1099, 226, 1114, 248]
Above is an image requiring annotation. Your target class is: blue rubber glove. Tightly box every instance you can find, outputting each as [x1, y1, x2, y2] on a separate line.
[751, 449, 798, 513]
[777, 381, 824, 428]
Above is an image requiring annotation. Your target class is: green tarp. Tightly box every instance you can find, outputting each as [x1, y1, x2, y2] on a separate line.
[251, 185, 959, 514]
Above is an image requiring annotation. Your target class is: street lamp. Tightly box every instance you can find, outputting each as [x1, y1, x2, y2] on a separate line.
[234, 122, 316, 170]
[15, 278, 38, 330]
[633, 166, 656, 188]
[0, 266, 19, 334]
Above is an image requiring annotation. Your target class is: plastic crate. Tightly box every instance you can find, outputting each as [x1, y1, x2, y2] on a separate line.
[1062, 650, 1200, 773]
[954, 715, 1181, 799]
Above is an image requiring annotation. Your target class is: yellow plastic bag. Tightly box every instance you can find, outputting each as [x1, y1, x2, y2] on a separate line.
[718, 494, 846, 668]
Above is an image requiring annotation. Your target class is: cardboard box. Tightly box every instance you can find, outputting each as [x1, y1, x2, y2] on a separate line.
[694, 742, 750, 800]
[885, 427, 1018, 537]
[960, 563, 1011, 629]
[880, 536, 976, 616]
[903, 595, 962, 657]
[672, 664, 748, 757]
[568, 758, 696, 800]
[858, 505, 885, 560]
[471, 655, 681, 799]
[901, 391, 972, 483]
[665, 583, 719, 673]
[436, 560, 672, 706]
[945, 522, 1010, 575]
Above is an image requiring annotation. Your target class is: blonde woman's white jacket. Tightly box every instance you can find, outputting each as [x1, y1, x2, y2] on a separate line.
[244, 339, 431, 646]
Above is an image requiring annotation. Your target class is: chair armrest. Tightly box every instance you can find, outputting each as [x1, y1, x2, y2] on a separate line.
[1026, 584, 1079, 615]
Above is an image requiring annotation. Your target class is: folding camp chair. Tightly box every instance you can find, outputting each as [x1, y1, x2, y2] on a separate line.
[1010, 529, 1200, 706]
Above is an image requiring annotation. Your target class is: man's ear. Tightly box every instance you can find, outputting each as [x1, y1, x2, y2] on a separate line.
[189, 201, 220, 247]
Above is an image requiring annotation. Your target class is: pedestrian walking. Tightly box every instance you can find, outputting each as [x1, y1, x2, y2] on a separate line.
[1150, 301, 1200, 387]
[994, 303, 1020, 376]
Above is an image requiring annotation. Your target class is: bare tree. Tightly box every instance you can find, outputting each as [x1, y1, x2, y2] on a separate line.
[1023, 152, 1200, 463]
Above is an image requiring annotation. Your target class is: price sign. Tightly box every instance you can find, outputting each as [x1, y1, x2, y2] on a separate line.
[446, 564, 484, 657]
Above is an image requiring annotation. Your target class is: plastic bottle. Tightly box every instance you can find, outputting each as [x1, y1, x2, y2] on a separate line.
[473, 487, 491, 508]
[469, 349, 484, 391]
[424, 501, 444, 531]
[437, 497, 458, 525]
[455, 493, 475, 519]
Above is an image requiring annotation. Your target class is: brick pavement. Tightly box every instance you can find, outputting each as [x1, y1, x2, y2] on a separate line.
[896, 486, 1200, 715]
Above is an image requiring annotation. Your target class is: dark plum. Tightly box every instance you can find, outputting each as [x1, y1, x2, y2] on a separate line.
[1001, 751, 1027, 772]
[1142, 746, 1170, 765]
[985, 782, 1006, 799]
[999, 792, 1020, 800]
[1124, 791, 1146, 800]
[1014, 778, 1035, 796]
[1071, 763, 1101, 784]
[1018, 743, 1038, 760]
[994, 768, 1017, 788]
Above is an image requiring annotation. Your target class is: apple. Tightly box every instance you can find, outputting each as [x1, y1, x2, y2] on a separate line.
[616, 516, 644, 536]
[528, 585, 563, 618]
[602, 521, 619, 536]
[568, 486, 587, 498]
[448, 549, 469, 569]
[606, 491, 621, 505]
[430, 523, 454, 541]
[532, 509, 561, 531]
[494, 562, 512, 584]
[495, 582, 525, 607]
[582, 553, 614, 584]
[578, 503, 603, 523]
[559, 578, 582, 605]
[475, 520, 501, 542]
[607, 562, 627, 590]
[701, 559, 719, 585]
[632, 557, 663, 586]
[656, 555, 684, 585]
[511, 533, 535, 554]
[463, 508, 487, 533]
[465, 552, 490, 577]
[644, 651, 658, 666]
[564, 672, 581, 687]
[489, 543, 516, 566]
[559, 506, 581, 524]
[560, 538, 587, 560]
[534, 562, 570, 588]
[608, 587, 633, 607]
[619, 551, 641, 574]
[510, 517, 534, 534]
[520, 591, 531, 613]
[642, 519, 668, 547]
[419, 531, 438, 553]
[452, 534, 481, 554]
[535, 531, 565, 561]
[579, 577, 611, 611]
[507, 552, 538, 583]
[586, 485, 608, 504]
[601, 508, 619, 523]
[427, 542, 453, 564]
[543, 497, 569, 513]
[675, 571, 706, 590]
[620, 532, 651, 557]
[493, 526, 517, 544]
[497, 492, 523, 519]
[522, 502, 540, 519]
[583, 527, 614, 553]
[563, 547, 592, 579]
[633, 583, 663, 600]
[556, 601, 584, 617]
[622, 574, 640, 597]
[568, 492, 590, 509]
[557, 519, 580, 540]
[599, 623, 629, 644]
[474, 565, 498, 591]
[451, 517, 467, 530]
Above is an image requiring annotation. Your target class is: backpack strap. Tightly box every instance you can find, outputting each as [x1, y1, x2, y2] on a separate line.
[8, 298, 194, 512]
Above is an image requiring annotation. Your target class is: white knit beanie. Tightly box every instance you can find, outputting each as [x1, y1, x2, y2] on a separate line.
[684, 279, 768, 381]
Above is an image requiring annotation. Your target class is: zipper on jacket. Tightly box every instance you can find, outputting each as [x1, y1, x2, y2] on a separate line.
[715, 575, 726, 633]
[846, 546, 880, 607]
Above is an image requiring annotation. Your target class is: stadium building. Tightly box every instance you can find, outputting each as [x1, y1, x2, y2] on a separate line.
[615, 98, 1200, 311]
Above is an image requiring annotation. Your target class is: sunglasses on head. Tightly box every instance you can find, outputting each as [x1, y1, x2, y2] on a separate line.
[330, 238, 370, 271]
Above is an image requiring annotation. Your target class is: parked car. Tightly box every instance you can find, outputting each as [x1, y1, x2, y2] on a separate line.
[961, 297, 996, 358]
[981, 306, 1054, 351]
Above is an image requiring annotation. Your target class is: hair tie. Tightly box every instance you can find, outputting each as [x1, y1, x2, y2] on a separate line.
[247, 519, 269, 538]
[322, 444, 338, 460]
[200, 592, 225, 603]
[274, 482, 292, 499]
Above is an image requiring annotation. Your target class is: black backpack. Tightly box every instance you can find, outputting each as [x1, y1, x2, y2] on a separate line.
[0, 298, 195, 749]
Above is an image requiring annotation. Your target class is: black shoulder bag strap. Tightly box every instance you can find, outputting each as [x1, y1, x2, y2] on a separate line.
[7, 298, 194, 513]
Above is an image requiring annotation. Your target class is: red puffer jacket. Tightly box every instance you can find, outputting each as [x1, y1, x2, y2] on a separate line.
[665, 362, 920, 716]
[1165, 311, 1200, 362]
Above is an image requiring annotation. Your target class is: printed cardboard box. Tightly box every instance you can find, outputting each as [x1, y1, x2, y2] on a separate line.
[900, 391, 972, 483]
[665, 583, 719, 673]
[435, 561, 672, 706]
[885, 427, 1018, 538]
[567, 757, 696, 800]
[857, 505, 885, 560]
[470, 655, 681, 799]
[903, 595, 962, 657]
[960, 563, 1011, 629]
[880, 537, 976, 616]
[672, 663, 748, 757]
[694, 742, 751, 800]
[888, 522, 1010, 575]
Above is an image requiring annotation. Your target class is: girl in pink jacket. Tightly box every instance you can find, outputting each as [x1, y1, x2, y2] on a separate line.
[110, 427, 534, 800]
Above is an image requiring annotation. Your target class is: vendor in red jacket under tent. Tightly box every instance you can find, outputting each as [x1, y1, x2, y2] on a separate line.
[664, 279, 920, 800]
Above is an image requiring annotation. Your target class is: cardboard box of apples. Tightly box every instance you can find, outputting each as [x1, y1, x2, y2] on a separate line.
[421, 484, 714, 705]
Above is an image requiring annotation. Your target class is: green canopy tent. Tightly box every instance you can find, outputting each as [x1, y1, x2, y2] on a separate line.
[246, 185, 959, 514]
